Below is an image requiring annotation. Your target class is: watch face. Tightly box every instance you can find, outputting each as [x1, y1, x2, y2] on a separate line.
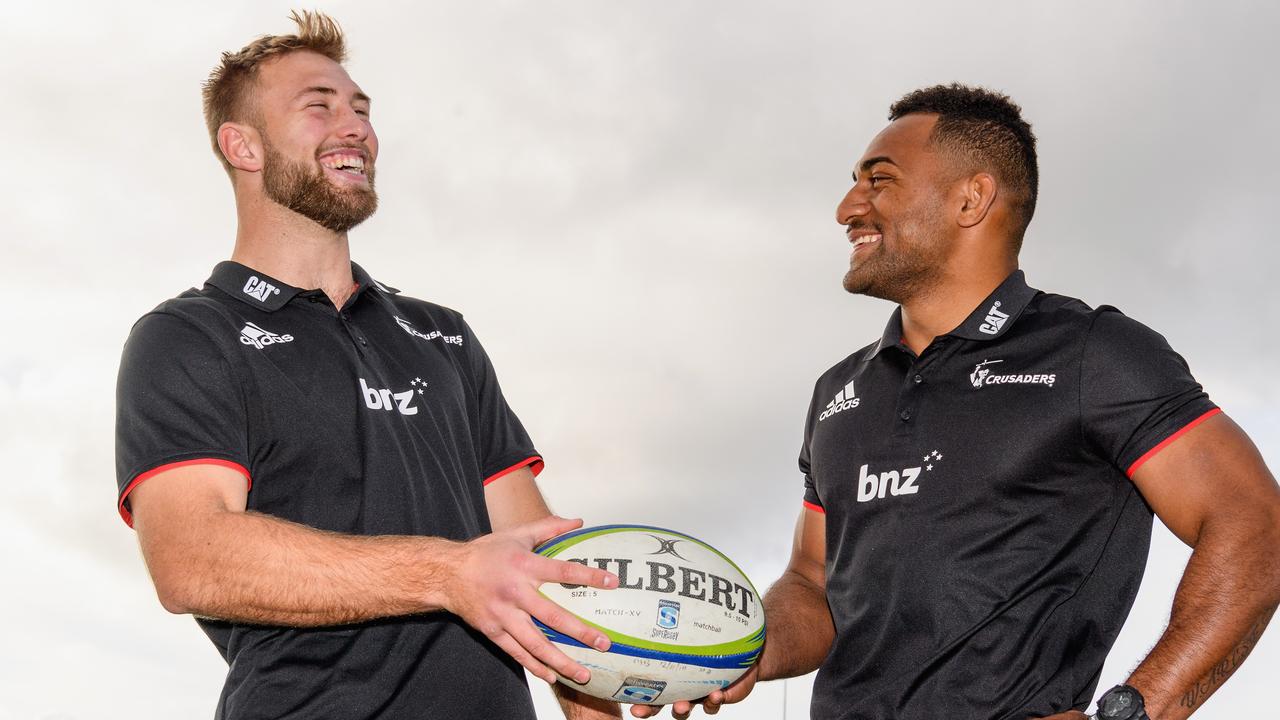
[1099, 686, 1140, 720]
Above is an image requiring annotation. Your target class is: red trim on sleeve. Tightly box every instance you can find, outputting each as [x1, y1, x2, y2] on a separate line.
[1125, 408, 1223, 478]
[483, 456, 545, 486]
[118, 458, 252, 528]
[803, 500, 826, 514]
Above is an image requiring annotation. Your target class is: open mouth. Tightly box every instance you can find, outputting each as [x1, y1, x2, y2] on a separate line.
[848, 231, 882, 254]
[319, 151, 368, 181]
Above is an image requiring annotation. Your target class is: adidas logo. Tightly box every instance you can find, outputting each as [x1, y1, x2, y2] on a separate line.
[818, 379, 860, 422]
[239, 322, 294, 350]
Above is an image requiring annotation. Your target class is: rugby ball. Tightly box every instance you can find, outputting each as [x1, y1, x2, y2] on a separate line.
[534, 524, 765, 705]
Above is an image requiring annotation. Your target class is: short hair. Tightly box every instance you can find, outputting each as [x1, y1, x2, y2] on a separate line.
[202, 10, 347, 175]
[889, 84, 1039, 241]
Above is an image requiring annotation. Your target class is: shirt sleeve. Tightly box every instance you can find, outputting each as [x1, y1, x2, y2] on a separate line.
[115, 312, 251, 526]
[799, 386, 824, 512]
[1080, 308, 1219, 477]
[458, 319, 543, 485]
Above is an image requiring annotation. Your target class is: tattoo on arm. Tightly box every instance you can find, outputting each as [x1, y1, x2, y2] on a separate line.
[1178, 605, 1276, 711]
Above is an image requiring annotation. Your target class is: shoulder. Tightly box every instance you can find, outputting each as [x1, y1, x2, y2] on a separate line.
[1082, 306, 1183, 367]
[1017, 290, 1097, 332]
[813, 338, 880, 390]
[143, 285, 248, 328]
[1018, 290, 1176, 356]
[122, 289, 246, 361]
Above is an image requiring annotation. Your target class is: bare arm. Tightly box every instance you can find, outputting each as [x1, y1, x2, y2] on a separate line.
[757, 506, 835, 681]
[1122, 414, 1280, 718]
[1041, 414, 1280, 720]
[631, 506, 833, 718]
[130, 463, 618, 685]
[483, 470, 623, 720]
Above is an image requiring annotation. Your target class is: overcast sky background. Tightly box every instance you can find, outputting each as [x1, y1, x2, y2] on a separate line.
[2, 1, 1278, 718]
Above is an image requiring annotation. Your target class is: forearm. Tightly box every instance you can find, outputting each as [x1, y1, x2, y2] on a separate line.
[141, 508, 458, 626]
[757, 568, 836, 681]
[555, 684, 623, 719]
[1125, 524, 1280, 719]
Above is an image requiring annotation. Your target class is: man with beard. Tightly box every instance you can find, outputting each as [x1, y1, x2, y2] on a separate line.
[115, 12, 621, 720]
[633, 85, 1280, 719]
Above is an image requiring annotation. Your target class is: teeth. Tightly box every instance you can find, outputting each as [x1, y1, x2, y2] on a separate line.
[852, 234, 882, 247]
[321, 154, 365, 172]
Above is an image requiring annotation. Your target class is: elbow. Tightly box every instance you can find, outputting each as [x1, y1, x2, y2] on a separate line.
[153, 576, 196, 615]
[146, 559, 203, 615]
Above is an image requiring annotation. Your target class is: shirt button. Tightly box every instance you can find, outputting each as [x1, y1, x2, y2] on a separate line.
[913, 374, 924, 384]
[359, 337, 368, 346]
[341, 312, 351, 320]
[900, 409, 912, 421]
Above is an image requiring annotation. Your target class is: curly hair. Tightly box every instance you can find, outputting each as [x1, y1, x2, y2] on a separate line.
[890, 84, 1039, 241]
[202, 10, 347, 174]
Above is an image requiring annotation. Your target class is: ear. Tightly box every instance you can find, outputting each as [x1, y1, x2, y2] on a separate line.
[217, 121, 264, 173]
[956, 173, 997, 229]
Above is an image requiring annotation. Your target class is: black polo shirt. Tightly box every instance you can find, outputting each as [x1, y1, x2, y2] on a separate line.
[799, 270, 1218, 720]
[115, 261, 542, 720]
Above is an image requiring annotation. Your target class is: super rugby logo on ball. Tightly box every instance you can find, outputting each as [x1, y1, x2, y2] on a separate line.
[657, 599, 680, 630]
[534, 525, 765, 705]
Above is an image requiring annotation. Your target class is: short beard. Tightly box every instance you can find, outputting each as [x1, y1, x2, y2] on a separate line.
[261, 137, 378, 233]
[842, 199, 947, 305]
[842, 238, 939, 305]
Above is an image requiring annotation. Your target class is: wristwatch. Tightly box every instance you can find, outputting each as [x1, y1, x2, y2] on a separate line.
[1091, 684, 1151, 720]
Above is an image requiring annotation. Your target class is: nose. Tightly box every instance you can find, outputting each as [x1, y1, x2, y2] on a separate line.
[836, 182, 870, 225]
[336, 105, 370, 143]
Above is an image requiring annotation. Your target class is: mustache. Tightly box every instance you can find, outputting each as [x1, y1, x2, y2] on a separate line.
[845, 220, 881, 233]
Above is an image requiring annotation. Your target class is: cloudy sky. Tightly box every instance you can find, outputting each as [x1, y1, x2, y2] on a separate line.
[3, 1, 1277, 718]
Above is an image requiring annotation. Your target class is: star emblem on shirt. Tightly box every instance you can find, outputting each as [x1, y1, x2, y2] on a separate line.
[410, 377, 428, 395]
[923, 449, 943, 471]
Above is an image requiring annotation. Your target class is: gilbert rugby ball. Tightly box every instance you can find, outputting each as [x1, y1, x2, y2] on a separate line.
[534, 524, 765, 705]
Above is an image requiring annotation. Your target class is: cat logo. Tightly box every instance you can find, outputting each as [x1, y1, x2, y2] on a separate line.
[978, 300, 1010, 335]
[242, 275, 281, 303]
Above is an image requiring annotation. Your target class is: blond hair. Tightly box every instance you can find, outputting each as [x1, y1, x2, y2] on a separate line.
[202, 10, 347, 174]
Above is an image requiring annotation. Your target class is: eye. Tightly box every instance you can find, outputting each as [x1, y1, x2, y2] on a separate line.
[870, 175, 892, 187]
[307, 102, 328, 110]
[354, 108, 370, 117]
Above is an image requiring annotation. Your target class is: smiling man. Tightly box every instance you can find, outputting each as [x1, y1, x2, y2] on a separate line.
[114, 12, 621, 720]
[634, 85, 1280, 720]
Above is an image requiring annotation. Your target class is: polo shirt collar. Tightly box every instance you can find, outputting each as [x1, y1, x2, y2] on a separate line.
[352, 262, 400, 297]
[207, 260, 399, 312]
[870, 269, 1038, 356]
[871, 307, 907, 357]
[948, 269, 1038, 341]
[207, 261, 302, 312]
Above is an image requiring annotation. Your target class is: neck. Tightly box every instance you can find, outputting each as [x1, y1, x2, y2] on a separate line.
[231, 191, 355, 309]
[898, 254, 1018, 355]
